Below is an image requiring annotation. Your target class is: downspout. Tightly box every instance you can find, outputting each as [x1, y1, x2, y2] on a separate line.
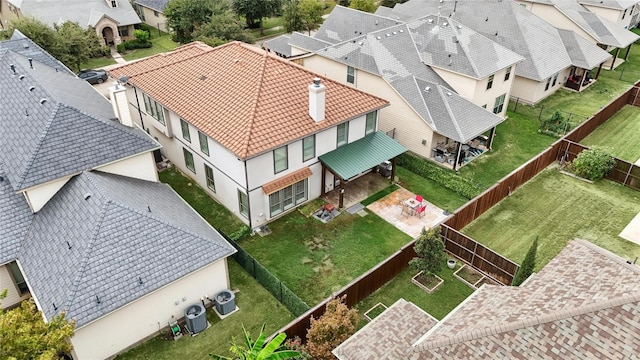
[243, 160, 253, 229]
[133, 87, 146, 130]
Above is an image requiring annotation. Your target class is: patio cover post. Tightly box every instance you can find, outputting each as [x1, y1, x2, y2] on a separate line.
[391, 156, 397, 183]
[610, 47, 620, 70]
[321, 163, 326, 196]
[624, 43, 632, 61]
[453, 142, 462, 171]
[595, 63, 603, 79]
[339, 186, 345, 209]
[487, 127, 496, 150]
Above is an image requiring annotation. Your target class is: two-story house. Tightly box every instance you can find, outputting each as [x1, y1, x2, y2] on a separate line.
[133, 0, 169, 33]
[579, 0, 640, 29]
[0, 33, 235, 359]
[0, 0, 141, 45]
[109, 41, 405, 229]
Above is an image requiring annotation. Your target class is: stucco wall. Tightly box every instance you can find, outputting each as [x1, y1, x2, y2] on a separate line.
[0, 263, 30, 309]
[96, 151, 158, 183]
[138, 5, 167, 32]
[22, 177, 72, 213]
[510, 67, 570, 105]
[71, 259, 230, 360]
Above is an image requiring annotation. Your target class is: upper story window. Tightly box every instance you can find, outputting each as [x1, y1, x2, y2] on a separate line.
[544, 77, 551, 91]
[198, 131, 209, 156]
[274, 146, 288, 173]
[504, 66, 512, 81]
[551, 72, 559, 87]
[365, 111, 377, 135]
[493, 94, 506, 114]
[8, 261, 28, 295]
[142, 93, 165, 125]
[110, 0, 117, 8]
[303, 135, 315, 162]
[347, 66, 355, 84]
[337, 122, 349, 147]
[486, 74, 494, 90]
[180, 119, 190, 142]
[154, 10, 159, 17]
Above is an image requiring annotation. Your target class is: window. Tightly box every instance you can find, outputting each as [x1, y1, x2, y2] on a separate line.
[486, 74, 494, 90]
[153, 10, 159, 17]
[142, 93, 165, 125]
[347, 66, 355, 84]
[504, 66, 512, 81]
[238, 190, 249, 218]
[198, 131, 209, 156]
[365, 111, 377, 135]
[8, 262, 28, 295]
[111, 0, 117, 7]
[274, 146, 288, 173]
[336, 122, 349, 147]
[180, 119, 190, 142]
[269, 179, 307, 217]
[482, 104, 487, 109]
[545, 77, 551, 91]
[118, 26, 128, 37]
[552, 72, 558, 87]
[303, 135, 315, 162]
[183, 148, 195, 173]
[493, 94, 506, 114]
[204, 164, 215, 192]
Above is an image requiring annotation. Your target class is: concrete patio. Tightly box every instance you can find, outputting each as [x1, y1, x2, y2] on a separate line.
[321, 172, 392, 209]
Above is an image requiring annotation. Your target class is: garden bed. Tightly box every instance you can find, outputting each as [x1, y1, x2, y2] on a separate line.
[412, 272, 444, 294]
[453, 265, 485, 290]
[364, 302, 387, 321]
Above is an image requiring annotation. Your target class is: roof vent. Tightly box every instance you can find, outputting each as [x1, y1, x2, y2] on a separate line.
[28, 58, 33, 69]
[147, 205, 151, 212]
[442, 22, 448, 27]
[29, 86, 35, 91]
[485, 17, 489, 22]
[495, 31, 498, 36]
[457, 25, 462, 29]
[19, 75, 25, 80]
[392, 31, 397, 35]
[53, 303, 57, 311]
[385, 33, 391, 37]
[138, 277, 144, 285]
[25, 109, 29, 117]
[376, 36, 382, 40]
[22, 43, 29, 49]
[428, 18, 434, 24]
[10, 64, 16, 74]
[446, 91, 452, 96]
[84, 193, 91, 200]
[399, 29, 404, 33]
[39, 98, 47, 104]
[358, 41, 364, 46]
[199, 75, 207, 81]
[66, 241, 72, 250]
[375, 20, 379, 25]
[424, 86, 431, 92]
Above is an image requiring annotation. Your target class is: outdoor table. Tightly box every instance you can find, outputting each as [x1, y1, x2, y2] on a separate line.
[403, 198, 421, 215]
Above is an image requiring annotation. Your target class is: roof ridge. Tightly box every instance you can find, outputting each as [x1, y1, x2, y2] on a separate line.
[415, 292, 640, 352]
[16, 102, 62, 189]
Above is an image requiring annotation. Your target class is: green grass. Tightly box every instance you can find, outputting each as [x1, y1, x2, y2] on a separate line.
[249, 17, 286, 40]
[581, 105, 640, 162]
[238, 209, 412, 305]
[122, 24, 179, 61]
[361, 184, 399, 206]
[159, 168, 246, 236]
[115, 260, 294, 360]
[461, 167, 640, 271]
[356, 260, 474, 325]
[80, 56, 116, 70]
[396, 167, 468, 212]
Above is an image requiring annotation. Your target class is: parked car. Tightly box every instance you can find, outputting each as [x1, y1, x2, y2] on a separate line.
[77, 69, 108, 85]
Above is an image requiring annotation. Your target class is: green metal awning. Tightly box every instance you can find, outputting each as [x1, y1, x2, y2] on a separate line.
[318, 131, 407, 180]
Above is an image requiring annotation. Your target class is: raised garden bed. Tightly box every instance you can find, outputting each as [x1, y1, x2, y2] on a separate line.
[454, 265, 485, 290]
[364, 302, 388, 321]
[412, 271, 444, 294]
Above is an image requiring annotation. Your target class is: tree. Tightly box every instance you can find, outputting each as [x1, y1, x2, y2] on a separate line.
[232, 0, 283, 35]
[193, 12, 254, 47]
[512, 237, 538, 286]
[380, 0, 408, 8]
[210, 324, 300, 360]
[306, 296, 358, 360]
[0, 296, 75, 359]
[54, 22, 103, 72]
[164, 0, 228, 43]
[7, 17, 60, 55]
[571, 147, 616, 181]
[349, 0, 377, 13]
[283, 0, 324, 35]
[409, 226, 446, 278]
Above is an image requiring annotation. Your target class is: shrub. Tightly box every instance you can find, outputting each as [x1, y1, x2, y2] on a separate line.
[540, 111, 571, 137]
[133, 29, 150, 44]
[512, 237, 537, 286]
[116, 43, 126, 53]
[409, 226, 446, 277]
[397, 153, 482, 199]
[571, 147, 616, 181]
[306, 296, 358, 360]
[228, 225, 250, 241]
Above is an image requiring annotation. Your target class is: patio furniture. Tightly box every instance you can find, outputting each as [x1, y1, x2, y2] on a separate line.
[416, 204, 426, 217]
[415, 195, 423, 203]
[403, 198, 421, 216]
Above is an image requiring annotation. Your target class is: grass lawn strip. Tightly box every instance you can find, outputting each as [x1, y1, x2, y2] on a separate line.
[115, 260, 294, 360]
[396, 167, 468, 212]
[462, 167, 640, 271]
[238, 209, 412, 306]
[581, 105, 640, 162]
[122, 24, 179, 61]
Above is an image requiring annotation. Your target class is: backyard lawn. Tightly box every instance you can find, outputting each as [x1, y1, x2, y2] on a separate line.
[115, 261, 294, 360]
[238, 202, 412, 306]
[396, 166, 469, 212]
[461, 167, 640, 271]
[581, 105, 640, 162]
[356, 260, 474, 327]
[122, 24, 179, 61]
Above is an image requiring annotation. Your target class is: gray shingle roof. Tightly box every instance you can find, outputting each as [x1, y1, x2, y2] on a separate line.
[264, 35, 292, 57]
[289, 32, 333, 52]
[550, 0, 639, 47]
[558, 28, 613, 69]
[314, 6, 402, 44]
[18, 171, 236, 327]
[0, 164, 33, 265]
[20, 0, 141, 28]
[0, 50, 159, 191]
[133, 0, 169, 12]
[579, 0, 638, 10]
[387, 0, 573, 81]
[1, 30, 73, 74]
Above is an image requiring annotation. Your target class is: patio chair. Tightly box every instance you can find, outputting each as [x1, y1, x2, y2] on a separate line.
[401, 203, 410, 216]
[416, 205, 426, 217]
[415, 195, 424, 203]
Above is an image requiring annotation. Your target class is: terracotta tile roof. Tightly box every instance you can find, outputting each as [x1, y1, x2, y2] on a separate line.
[110, 41, 389, 159]
[262, 167, 312, 194]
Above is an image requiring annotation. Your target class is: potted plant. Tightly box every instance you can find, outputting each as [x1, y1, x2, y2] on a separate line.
[410, 226, 446, 293]
[447, 259, 456, 269]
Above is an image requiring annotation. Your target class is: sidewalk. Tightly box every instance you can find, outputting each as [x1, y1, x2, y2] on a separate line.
[110, 47, 126, 64]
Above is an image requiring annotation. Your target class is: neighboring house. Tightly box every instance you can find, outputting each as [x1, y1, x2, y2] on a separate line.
[333, 239, 640, 359]
[280, 6, 522, 167]
[109, 41, 404, 229]
[0, 0, 141, 45]
[381, 0, 613, 104]
[579, 0, 640, 29]
[515, 0, 639, 69]
[0, 34, 236, 359]
[133, 0, 169, 33]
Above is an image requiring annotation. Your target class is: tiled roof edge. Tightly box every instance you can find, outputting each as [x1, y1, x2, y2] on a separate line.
[572, 238, 640, 274]
[414, 292, 640, 352]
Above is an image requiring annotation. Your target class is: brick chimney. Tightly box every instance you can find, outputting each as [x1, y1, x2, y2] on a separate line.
[308, 78, 326, 122]
[109, 82, 133, 127]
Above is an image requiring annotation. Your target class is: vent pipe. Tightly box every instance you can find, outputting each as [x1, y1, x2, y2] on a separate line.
[308, 78, 326, 122]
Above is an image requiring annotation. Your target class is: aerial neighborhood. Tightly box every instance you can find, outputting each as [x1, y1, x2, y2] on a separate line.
[1, 0, 640, 359]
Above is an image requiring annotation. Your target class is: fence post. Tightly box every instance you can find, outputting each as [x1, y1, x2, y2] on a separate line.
[538, 105, 544, 121]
